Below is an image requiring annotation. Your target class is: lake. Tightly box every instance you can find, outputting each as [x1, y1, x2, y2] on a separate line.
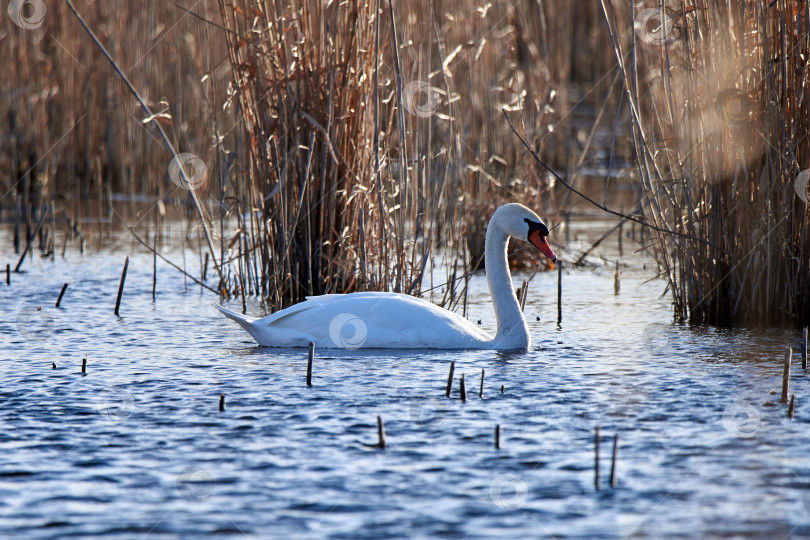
[0, 221, 807, 538]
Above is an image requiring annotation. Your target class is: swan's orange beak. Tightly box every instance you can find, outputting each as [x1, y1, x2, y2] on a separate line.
[529, 230, 557, 262]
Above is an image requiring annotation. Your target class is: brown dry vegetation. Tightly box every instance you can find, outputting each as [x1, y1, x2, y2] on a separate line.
[214, 0, 617, 309]
[3, 0, 805, 326]
[2, 0, 617, 312]
[601, 0, 810, 325]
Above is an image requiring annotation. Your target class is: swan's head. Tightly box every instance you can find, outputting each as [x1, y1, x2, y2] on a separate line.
[492, 203, 557, 262]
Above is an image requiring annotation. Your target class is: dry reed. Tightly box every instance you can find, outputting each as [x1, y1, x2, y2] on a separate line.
[2, 1, 623, 310]
[600, 0, 810, 326]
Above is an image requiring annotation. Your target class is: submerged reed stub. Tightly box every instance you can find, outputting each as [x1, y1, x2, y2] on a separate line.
[56, 283, 68, 308]
[495, 424, 500, 449]
[306, 342, 314, 387]
[152, 234, 157, 302]
[782, 348, 792, 404]
[610, 432, 619, 488]
[788, 394, 796, 419]
[557, 261, 563, 326]
[479, 368, 485, 399]
[614, 261, 621, 295]
[114, 256, 129, 316]
[5, 264, 9, 285]
[219, 394, 225, 412]
[445, 361, 455, 397]
[594, 425, 601, 491]
[81, 356, 87, 376]
[377, 415, 386, 449]
[459, 374, 467, 402]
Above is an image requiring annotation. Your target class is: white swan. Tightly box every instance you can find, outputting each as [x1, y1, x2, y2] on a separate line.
[215, 203, 557, 350]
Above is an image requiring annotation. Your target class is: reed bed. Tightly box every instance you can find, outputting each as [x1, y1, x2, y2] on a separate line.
[601, 0, 810, 326]
[1, 1, 229, 223]
[213, 0, 616, 308]
[2, 0, 621, 311]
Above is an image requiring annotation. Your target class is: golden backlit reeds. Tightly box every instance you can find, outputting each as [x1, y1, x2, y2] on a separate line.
[601, 0, 810, 326]
[213, 0, 609, 309]
[3, 1, 620, 310]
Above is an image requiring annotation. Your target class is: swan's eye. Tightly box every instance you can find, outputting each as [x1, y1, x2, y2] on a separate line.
[524, 218, 549, 237]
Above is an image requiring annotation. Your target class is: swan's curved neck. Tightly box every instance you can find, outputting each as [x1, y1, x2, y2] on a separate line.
[485, 222, 529, 348]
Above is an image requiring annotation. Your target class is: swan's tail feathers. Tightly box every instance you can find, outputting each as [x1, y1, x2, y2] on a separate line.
[213, 303, 257, 332]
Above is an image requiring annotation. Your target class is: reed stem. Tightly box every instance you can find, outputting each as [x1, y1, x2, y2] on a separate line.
[114, 256, 129, 317]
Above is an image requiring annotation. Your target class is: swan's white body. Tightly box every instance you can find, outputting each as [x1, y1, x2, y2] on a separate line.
[215, 204, 556, 350]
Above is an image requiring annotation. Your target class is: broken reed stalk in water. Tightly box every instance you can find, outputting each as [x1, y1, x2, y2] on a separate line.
[307, 342, 314, 387]
[5, 264, 9, 285]
[594, 425, 601, 491]
[614, 261, 620, 295]
[219, 394, 225, 411]
[788, 394, 796, 419]
[81, 355, 87, 376]
[557, 262, 562, 326]
[459, 374, 467, 402]
[517, 279, 528, 311]
[377, 416, 386, 449]
[479, 368, 485, 398]
[55, 283, 68, 308]
[445, 361, 455, 397]
[152, 234, 157, 302]
[495, 424, 500, 449]
[610, 432, 619, 487]
[114, 256, 129, 316]
[782, 348, 792, 404]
